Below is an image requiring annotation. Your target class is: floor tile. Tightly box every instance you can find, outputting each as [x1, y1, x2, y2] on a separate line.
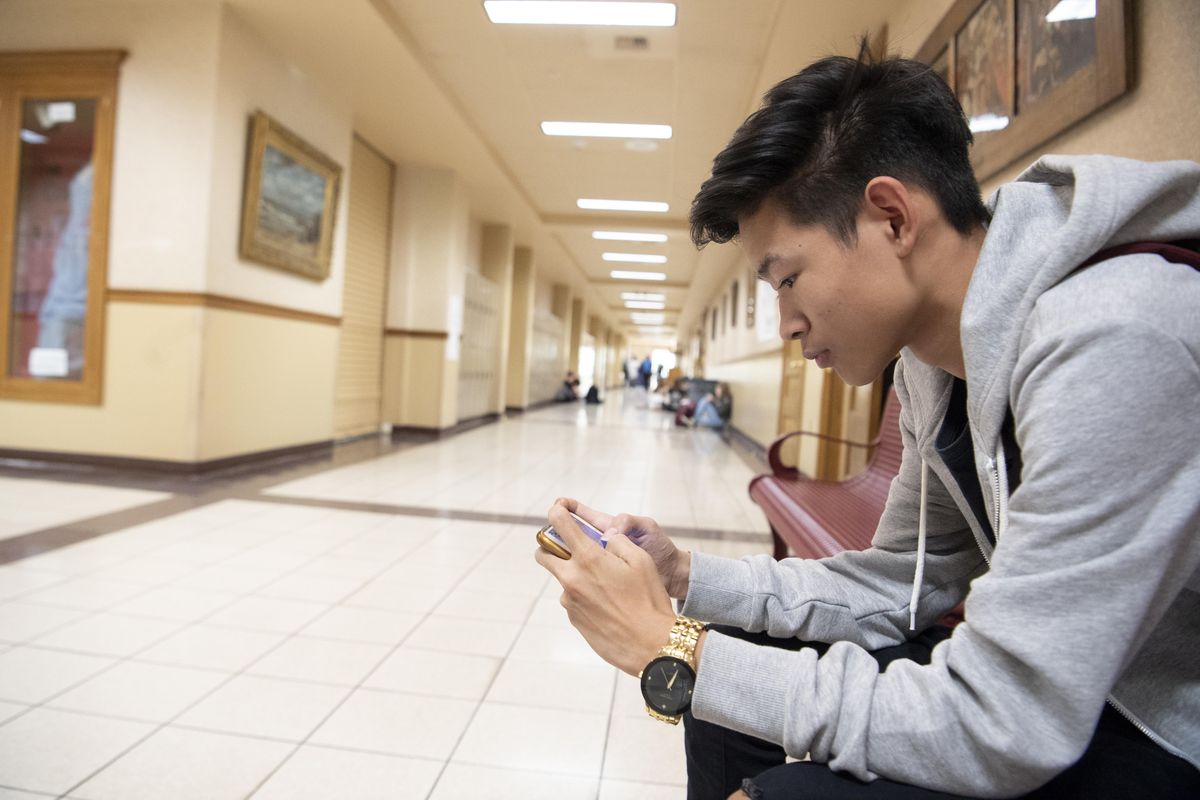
[508, 623, 609, 667]
[109, 585, 239, 622]
[136, 624, 287, 672]
[48, 660, 227, 723]
[0, 707, 153, 796]
[33, 612, 184, 658]
[309, 688, 476, 759]
[0, 699, 29, 725]
[18, 577, 147, 612]
[486, 657, 616, 714]
[434, 587, 537, 623]
[246, 635, 391, 686]
[602, 713, 688, 785]
[0, 566, 69, 601]
[452, 702, 608, 777]
[0, 646, 115, 703]
[404, 615, 521, 658]
[598, 779, 686, 799]
[430, 763, 597, 800]
[175, 674, 348, 741]
[204, 595, 329, 634]
[299, 605, 424, 645]
[249, 744, 442, 799]
[364, 646, 500, 700]
[69, 726, 292, 800]
[0, 600, 87, 643]
[343, 578, 452, 614]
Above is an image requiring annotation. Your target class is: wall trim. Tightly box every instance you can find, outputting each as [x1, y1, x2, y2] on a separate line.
[384, 328, 449, 340]
[107, 289, 341, 326]
[0, 438, 334, 476]
[505, 398, 557, 415]
[725, 423, 768, 469]
[390, 411, 502, 442]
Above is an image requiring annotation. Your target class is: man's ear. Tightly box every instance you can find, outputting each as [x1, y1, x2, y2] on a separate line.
[862, 177, 917, 258]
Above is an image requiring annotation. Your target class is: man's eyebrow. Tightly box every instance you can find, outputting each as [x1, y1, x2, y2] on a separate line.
[756, 255, 779, 282]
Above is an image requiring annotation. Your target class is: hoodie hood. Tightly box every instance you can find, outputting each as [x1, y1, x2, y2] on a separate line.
[961, 155, 1200, 450]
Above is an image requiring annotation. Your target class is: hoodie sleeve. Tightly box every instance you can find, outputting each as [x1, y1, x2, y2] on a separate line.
[688, 314, 1200, 797]
[682, 359, 985, 650]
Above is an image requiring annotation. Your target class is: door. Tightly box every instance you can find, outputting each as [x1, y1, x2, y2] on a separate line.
[333, 136, 393, 438]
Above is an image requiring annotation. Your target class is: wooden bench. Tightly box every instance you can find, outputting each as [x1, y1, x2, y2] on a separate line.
[749, 388, 902, 561]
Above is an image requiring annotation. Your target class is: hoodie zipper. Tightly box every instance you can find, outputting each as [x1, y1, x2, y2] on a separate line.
[1106, 696, 1189, 762]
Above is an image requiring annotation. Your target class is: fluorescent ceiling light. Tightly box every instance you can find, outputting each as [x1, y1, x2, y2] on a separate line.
[631, 314, 666, 324]
[968, 113, 1010, 133]
[625, 300, 666, 310]
[594, 231, 668, 243]
[542, 121, 671, 139]
[603, 252, 667, 264]
[1045, 0, 1096, 22]
[578, 198, 669, 213]
[611, 270, 666, 281]
[484, 2, 676, 27]
[621, 292, 665, 302]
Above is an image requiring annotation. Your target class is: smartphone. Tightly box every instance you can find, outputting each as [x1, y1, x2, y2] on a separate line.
[536, 512, 606, 560]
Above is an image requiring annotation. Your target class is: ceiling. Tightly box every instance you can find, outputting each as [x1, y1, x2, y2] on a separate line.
[224, 0, 941, 346]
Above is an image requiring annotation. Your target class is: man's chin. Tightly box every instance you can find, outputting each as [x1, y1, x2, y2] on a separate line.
[833, 364, 883, 388]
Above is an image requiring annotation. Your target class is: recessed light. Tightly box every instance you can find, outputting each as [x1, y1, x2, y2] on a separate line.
[624, 300, 666, 310]
[603, 252, 667, 264]
[578, 198, 669, 213]
[611, 270, 667, 281]
[621, 292, 666, 302]
[594, 231, 668, 243]
[542, 121, 671, 139]
[484, 2, 677, 27]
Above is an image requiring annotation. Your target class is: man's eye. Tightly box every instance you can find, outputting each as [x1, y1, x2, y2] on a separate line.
[779, 275, 796, 290]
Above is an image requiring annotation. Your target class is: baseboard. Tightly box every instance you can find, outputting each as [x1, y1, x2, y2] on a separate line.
[725, 424, 767, 468]
[390, 412, 503, 442]
[0, 439, 335, 476]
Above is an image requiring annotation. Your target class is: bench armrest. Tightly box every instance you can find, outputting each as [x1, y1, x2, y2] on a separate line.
[766, 429, 878, 479]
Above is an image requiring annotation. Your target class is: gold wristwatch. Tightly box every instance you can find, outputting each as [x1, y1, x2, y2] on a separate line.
[638, 615, 705, 724]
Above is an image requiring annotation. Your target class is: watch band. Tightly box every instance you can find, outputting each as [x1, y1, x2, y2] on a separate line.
[642, 615, 705, 725]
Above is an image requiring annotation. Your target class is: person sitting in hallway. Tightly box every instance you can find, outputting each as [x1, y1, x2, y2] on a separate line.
[688, 382, 732, 429]
[554, 371, 580, 402]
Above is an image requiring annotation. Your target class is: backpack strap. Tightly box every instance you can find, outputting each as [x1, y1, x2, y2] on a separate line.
[1078, 239, 1200, 271]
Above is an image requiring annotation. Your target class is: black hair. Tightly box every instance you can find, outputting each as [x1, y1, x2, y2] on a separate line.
[689, 40, 990, 248]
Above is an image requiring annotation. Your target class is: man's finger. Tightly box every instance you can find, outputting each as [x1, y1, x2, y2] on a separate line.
[547, 503, 598, 560]
[574, 501, 614, 531]
[606, 533, 654, 571]
[534, 543, 572, 579]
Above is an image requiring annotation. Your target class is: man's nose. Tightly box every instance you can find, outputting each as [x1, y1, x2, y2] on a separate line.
[778, 301, 807, 342]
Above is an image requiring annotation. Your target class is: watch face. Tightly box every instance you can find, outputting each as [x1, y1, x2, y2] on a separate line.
[640, 656, 696, 716]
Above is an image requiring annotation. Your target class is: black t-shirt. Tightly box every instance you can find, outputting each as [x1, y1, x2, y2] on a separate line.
[934, 379, 1022, 546]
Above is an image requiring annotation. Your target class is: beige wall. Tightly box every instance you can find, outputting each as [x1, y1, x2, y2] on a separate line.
[0, 303, 203, 460]
[0, 1, 350, 462]
[706, 350, 782, 449]
[198, 309, 338, 460]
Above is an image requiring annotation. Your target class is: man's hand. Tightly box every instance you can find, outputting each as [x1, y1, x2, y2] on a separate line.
[553, 497, 692, 599]
[535, 503, 677, 676]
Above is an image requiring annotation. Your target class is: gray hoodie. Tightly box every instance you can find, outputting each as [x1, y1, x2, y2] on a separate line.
[682, 155, 1200, 797]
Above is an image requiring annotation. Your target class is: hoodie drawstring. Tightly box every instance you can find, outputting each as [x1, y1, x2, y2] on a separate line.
[909, 460, 929, 631]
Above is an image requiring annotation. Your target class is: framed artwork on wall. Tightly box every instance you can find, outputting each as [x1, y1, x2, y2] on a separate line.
[238, 110, 342, 280]
[916, 0, 1131, 181]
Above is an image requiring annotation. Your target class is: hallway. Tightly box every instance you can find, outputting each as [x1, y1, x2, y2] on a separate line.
[0, 390, 770, 799]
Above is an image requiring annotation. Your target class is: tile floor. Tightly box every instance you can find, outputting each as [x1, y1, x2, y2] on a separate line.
[0, 390, 772, 798]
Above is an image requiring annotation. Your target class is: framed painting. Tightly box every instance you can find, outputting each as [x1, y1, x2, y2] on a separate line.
[916, 0, 1130, 181]
[238, 110, 342, 280]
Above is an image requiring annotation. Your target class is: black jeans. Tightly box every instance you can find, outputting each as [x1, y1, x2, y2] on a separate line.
[683, 625, 1200, 800]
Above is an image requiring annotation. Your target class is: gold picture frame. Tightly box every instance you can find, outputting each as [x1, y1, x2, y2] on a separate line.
[238, 110, 342, 280]
[917, 0, 1131, 181]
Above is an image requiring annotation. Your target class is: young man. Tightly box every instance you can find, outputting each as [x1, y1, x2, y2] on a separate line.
[534, 48, 1200, 798]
